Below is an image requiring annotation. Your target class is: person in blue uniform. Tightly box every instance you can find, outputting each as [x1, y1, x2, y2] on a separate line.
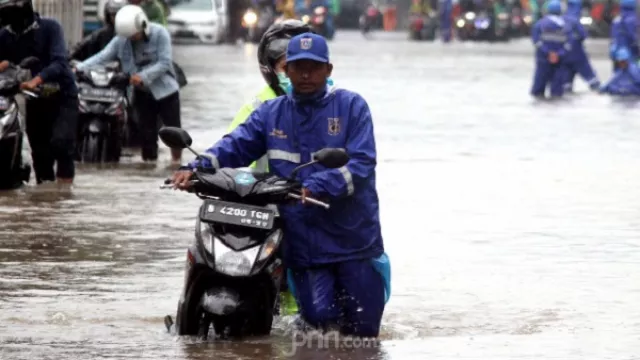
[530, 0, 570, 98]
[600, 47, 640, 95]
[563, 0, 600, 92]
[171, 33, 391, 337]
[438, 0, 452, 42]
[609, 0, 638, 71]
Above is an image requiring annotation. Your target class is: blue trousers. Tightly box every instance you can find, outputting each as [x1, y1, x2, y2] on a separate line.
[564, 47, 599, 90]
[440, 18, 452, 42]
[531, 61, 565, 97]
[290, 259, 386, 337]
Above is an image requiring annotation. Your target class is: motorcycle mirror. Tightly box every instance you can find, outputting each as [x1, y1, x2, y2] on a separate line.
[313, 148, 350, 168]
[288, 148, 350, 181]
[18, 57, 40, 70]
[159, 126, 193, 149]
[159, 126, 204, 159]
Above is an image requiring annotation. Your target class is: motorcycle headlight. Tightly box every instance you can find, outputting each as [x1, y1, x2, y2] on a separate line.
[250, 229, 282, 275]
[523, 15, 532, 24]
[580, 17, 592, 25]
[90, 71, 112, 87]
[314, 6, 326, 15]
[498, 13, 508, 20]
[0, 103, 17, 138]
[0, 103, 15, 127]
[243, 10, 258, 25]
[215, 241, 253, 276]
[198, 219, 214, 256]
[302, 15, 310, 23]
[456, 19, 465, 27]
[465, 12, 475, 20]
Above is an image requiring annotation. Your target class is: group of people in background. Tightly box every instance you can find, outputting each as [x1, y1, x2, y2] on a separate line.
[531, 0, 640, 98]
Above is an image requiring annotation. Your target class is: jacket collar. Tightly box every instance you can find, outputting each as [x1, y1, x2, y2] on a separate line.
[289, 84, 338, 106]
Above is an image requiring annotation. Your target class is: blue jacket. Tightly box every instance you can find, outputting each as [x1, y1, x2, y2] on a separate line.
[610, 9, 639, 59]
[563, 9, 587, 62]
[187, 86, 384, 269]
[532, 15, 571, 62]
[600, 63, 640, 95]
[76, 23, 178, 101]
[0, 14, 78, 98]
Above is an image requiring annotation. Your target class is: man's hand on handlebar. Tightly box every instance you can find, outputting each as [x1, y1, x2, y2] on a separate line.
[171, 170, 194, 190]
[20, 76, 43, 91]
[0, 61, 9, 73]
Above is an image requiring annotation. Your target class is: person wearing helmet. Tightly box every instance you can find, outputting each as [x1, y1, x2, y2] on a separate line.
[75, 4, 183, 164]
[0, 0, 79, 185]
[599, 47, 640, 95]
[225, 20, 312, 316]
[562, 0, 599, 92]
[128, 0, 168, 26]
[609, 0, 638, 70]
[171, 32, 390, 338]
[530, 0, 570, 98]
[70, 0, 128, 61]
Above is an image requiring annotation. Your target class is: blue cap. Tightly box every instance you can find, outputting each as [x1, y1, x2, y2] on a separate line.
[286, 33, 329, 63]
[546, 0, 562, 14]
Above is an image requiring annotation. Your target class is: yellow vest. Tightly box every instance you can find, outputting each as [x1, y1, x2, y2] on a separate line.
[227, 86, 278, 172]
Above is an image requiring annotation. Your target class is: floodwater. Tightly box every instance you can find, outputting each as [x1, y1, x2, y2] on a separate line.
[1, 31, 640, 360]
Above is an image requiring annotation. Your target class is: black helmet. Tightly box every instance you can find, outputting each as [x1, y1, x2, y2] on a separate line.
[257, 19, 312, 96]
[104, 0, 127, 26]
[0, 0, 35, 33]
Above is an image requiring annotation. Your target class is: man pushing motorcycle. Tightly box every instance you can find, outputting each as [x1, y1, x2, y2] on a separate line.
[171, 32, 390, 337]
[0, 0, 79, 185]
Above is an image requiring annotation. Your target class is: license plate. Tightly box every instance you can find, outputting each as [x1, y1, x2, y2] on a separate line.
[200, 199, 275, 229]
[176, 29, 194, 37]
[80, 87, 120, 101]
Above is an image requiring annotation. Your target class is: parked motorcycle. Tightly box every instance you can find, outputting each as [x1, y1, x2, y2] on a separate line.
[158, 126, 349, 338]
[242, 6, 275, 43]
[359, 5, 382, 36]
[301, 6, 334, 39]
[456, 10, 509, 41]
[408, 11, 437, 41]
[74, 62, 130, 163]
[0, 57, 41, 190]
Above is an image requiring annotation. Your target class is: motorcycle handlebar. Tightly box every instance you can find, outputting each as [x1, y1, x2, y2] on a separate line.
[159, 178, 330, 209]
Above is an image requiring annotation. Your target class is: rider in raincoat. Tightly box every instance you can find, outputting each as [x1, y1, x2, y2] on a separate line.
[609, 0, 638, 70]
[226, 20, 314, 315]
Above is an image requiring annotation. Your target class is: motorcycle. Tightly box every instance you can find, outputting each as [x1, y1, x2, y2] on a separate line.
[301, 6, 334, 39]
[242, 6, 275, 43]
[408, 11, 437, 41]
[74, 62, 130, 163]
[158, 126, 349, 338]
[455, 10, 509, 41]
[0, 57, 42, 190]
[359, 5, 381, 36]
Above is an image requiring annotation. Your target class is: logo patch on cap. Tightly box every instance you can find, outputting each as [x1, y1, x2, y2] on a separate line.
[300, 38, 312, 50]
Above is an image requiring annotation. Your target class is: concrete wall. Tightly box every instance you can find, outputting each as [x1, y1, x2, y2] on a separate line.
[33, 0, 85, 47]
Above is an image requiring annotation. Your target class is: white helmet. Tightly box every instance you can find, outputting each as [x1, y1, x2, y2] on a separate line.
[114, 4, 149, 38]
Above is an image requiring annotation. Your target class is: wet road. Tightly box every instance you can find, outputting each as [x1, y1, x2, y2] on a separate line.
[2, 31, 640, 359]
